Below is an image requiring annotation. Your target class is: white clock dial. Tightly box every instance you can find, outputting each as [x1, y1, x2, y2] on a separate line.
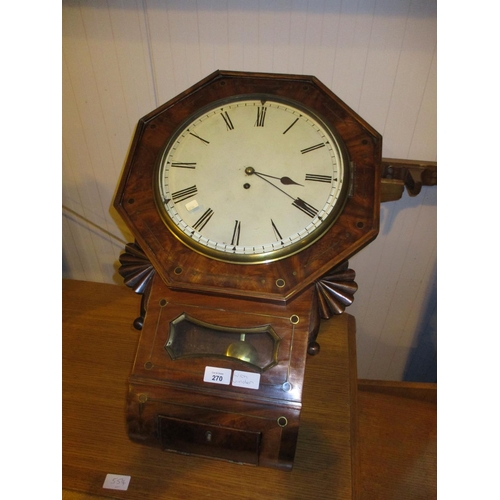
[155, 96, 350, 263]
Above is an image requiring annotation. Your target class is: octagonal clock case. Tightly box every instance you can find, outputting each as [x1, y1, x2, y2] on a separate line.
[114, 70, 381, 470]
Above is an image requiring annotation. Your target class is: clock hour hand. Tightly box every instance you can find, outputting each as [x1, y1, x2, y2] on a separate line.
[245, 167, 303, 186]
[246, 167, 295, 200]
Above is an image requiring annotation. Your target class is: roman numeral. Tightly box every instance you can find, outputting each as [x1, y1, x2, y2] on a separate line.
[271, 219, 283, 241]
[305, 174, 333, 183]
[301, 143, 325, 154]
[255, 107, 267, 127]
[189, 132, 210, 144]
[283, 117, 299, 134]
[231, 220, 241, 246]
[193, 208, 214, 231]
[171, 162, 196, 169]
[221, 111, 234, 130]
[292, 198, 318, 218]
[171, 185, 197, 203]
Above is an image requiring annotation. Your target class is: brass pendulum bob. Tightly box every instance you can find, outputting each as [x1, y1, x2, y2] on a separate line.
[225, 333, 258, 365]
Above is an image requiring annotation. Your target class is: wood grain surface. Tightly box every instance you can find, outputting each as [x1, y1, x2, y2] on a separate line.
[63, 280, 436, 499]
[63, 279, 359, 499]
[357, 380, 437, 499]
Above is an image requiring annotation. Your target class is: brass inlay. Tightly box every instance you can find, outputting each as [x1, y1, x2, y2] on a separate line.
[277, 416, 288, 428]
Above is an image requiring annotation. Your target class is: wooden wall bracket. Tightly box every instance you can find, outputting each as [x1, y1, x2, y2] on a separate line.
[380, 158, 437, 202]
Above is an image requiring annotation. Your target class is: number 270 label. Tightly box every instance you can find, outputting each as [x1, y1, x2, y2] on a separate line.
[203, 366, 231, 385]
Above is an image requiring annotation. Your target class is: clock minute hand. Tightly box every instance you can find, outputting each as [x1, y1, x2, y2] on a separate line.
[246, 168, 319, 219]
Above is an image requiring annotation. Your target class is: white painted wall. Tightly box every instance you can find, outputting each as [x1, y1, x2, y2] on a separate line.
[62, 0, 436, 381]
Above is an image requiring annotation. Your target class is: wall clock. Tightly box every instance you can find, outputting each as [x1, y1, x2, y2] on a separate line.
[114, 70, 381, 470]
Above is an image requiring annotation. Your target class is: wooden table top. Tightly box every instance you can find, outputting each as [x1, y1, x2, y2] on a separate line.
[62, 279, 359, 500]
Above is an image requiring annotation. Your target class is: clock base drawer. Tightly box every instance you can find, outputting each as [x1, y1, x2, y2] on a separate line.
[159, 416, 261, 465]
[126, 382, 300, 470]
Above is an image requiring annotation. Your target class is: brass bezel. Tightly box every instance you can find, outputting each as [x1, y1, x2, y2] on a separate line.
[153, 94, 351, 265]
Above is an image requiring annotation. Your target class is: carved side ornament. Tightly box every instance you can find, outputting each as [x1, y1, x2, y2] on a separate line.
[118, 242, 155, 330]
[315, 261, 358, 319]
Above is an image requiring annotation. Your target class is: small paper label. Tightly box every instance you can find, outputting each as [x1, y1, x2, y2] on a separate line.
[103, 474, 131, 491]
[232, 370, 261, 390]
[203, 366, 231, 385]
[185, 199, 199, 211]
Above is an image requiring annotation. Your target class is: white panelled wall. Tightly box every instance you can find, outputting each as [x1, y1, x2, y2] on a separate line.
[62, 0, 437, 382]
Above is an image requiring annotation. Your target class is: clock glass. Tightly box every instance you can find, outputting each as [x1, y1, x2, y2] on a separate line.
[164, 313, 281, 372]
[155, 95, 350, 263]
